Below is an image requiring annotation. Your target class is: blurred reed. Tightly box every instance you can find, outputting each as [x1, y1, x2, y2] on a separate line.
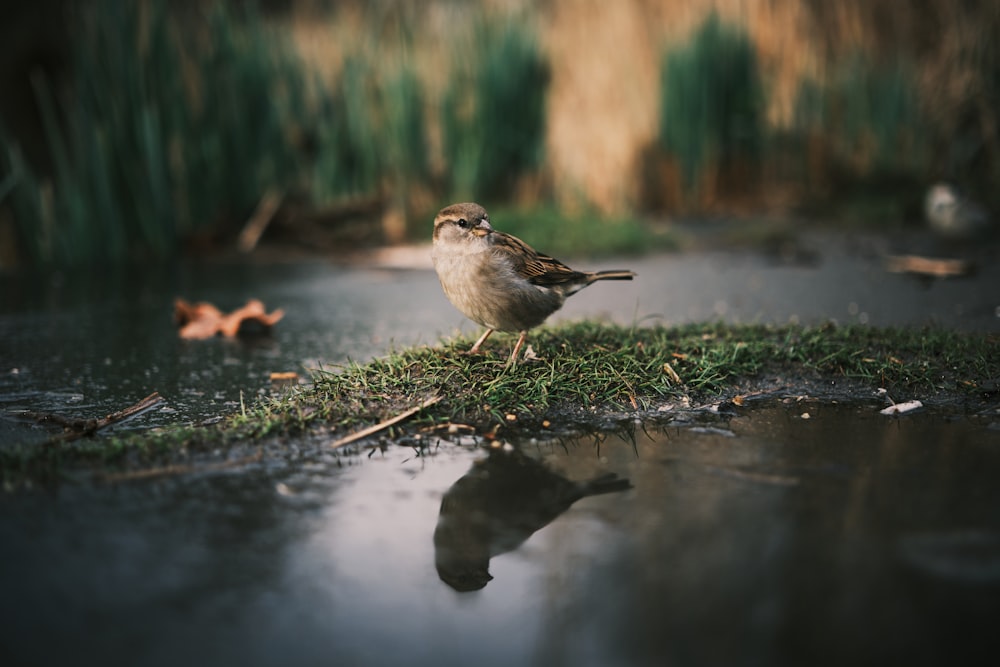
[441, 13, 548, 202]
[2, 1, 321, 265]
[793, 55, 929, 181]
[2, 1, 998, 267]
[0, 1, 553, 265]
[658, 12, 764, 194]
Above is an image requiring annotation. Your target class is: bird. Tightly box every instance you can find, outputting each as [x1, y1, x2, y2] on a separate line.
[431, 202, 635, 365]
[433, 447, 631, 592]
[924, 183, 992, 239]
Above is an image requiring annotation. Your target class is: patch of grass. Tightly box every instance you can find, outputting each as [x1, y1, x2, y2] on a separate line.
[239, 322, 997, 436]
[486, 205, 678, 258]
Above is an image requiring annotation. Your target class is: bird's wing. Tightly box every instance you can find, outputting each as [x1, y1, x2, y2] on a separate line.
[491, 232, 586, 286]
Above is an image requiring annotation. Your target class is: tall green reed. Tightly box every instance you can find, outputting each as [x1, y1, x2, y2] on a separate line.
[793, 54, 929, 178]
[658, 12, 764, 191]
[441, 15, 548, 202]
[1, 0, 319, 266]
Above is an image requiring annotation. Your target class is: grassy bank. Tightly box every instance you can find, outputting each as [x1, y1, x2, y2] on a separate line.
[3, 322, 996, 486]
[239, 322, 996, 435]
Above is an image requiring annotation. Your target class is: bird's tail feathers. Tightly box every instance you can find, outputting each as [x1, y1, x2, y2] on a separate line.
[590, 270, 635, 281]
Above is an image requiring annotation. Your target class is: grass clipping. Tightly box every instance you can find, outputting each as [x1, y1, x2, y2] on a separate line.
[236, 322, 998, 439]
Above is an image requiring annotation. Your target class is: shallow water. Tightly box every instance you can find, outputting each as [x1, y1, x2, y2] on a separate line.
[1, 402, 998, 666]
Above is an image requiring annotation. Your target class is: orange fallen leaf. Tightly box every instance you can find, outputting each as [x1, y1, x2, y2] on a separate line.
[174, 298, 284, 339]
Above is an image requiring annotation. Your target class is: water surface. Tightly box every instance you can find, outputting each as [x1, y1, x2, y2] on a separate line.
[1, 403, 998, 665]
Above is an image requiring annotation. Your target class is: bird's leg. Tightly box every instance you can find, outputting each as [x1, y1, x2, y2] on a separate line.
[468, 328, 494, 354]
[505, 331, 529, 368]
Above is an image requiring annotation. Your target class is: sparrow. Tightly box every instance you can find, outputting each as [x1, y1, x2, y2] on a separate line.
[433, 447, 632, 591]
[431, 202, 635, 365]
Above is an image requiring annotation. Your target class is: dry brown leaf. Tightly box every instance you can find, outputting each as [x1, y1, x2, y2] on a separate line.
[175, 298, 285, 339]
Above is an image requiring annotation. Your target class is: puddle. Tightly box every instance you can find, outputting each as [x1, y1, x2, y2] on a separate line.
[2, 402, 998, 666]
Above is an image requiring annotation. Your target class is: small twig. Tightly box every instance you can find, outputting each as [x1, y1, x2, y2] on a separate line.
[98, 392, 164, 429]
[237, 188, 284, 253]
[330, 395, 442, 449]
[16, 392, 164, 444]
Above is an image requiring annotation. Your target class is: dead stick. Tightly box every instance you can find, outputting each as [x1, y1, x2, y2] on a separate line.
[94, 392, 164, 430]
[330, 395, 442, 449]
[237, 188, 284, 253]
[20, 391, 163, 435]
[22, 392, 165, 445]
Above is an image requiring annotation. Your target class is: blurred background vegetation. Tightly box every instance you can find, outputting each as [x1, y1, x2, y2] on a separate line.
[0, 0, 997, 267]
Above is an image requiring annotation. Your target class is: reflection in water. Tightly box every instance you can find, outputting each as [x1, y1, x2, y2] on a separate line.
[434, 447, 632, 591]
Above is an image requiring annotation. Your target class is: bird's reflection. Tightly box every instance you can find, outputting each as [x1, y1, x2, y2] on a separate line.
[433, 447, 631, 592]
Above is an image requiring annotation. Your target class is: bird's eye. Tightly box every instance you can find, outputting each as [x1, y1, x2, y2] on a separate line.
[456, 218, 469, 229]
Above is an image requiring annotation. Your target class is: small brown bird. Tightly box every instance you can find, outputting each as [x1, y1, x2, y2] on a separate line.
[431, 202, 635, 365]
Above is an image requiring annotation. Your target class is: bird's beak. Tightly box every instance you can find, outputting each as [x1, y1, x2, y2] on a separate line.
[471, 220, 493, 237]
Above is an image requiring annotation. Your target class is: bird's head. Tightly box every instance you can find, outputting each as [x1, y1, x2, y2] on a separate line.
[433, 202, 494, 245]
